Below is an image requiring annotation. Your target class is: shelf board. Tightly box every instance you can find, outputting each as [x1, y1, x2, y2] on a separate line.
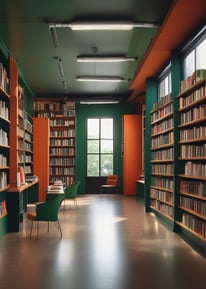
[176, 221, 206, 242]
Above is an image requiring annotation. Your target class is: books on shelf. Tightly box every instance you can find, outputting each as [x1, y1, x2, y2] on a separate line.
[0, 200, 7, 217]
[0, 63, 9, 93]
[180, 180, 206, 197]
[0, 128, 8, 146]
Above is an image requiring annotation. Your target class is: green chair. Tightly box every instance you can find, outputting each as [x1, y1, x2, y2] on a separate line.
[64, 181, 80, 209]
[26, 195, 64, 239]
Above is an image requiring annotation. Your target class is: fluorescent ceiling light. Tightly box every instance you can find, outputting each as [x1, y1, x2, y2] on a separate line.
[58, 58, 64, 77]
[49, 22, 158, 31]
[49, 26, 59, 48]
[80, 101, 119, 104]
[70, 23, 134, 30]
[76, 76, 128, 82]
[77, 56, 137, 63]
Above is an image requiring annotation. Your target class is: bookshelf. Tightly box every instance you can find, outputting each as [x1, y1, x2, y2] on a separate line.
[0, 61, 9, 236]
[49, 116, 75, 185]
[177, 77, 206, 241]
[35, 99, 76, 186]
[0, 65, 10, 193]
[150, 94, 174, 221]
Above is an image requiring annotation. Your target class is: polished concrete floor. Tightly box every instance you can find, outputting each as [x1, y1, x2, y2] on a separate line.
[0, 195, 206, 289]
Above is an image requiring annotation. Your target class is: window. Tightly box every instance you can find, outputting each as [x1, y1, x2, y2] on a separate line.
[182, 26, 206, 79]
[87, 118, 114, 176]
[158, 65, 171, 99]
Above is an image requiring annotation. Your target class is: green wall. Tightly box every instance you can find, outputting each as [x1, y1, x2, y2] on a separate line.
[76, 102, 136, 194]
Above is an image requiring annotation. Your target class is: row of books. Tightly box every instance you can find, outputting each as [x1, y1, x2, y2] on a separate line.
[50, 176, 75, 186]
[180, 105, 206, 124]
[179, 85, 206, 109]
[151, 176, 174, 190]
[35, 102, 75, 115]
[25, 155, 32, 162]
[0, 200, 7, 217]
[0, 100, 9, 120]
[180, 70, 206, 93]
[151, 118, 173, 135]
[0, 154, 7, 167]
[180, 196, 206, 217]
[50, 119, 75, 127]
[24, 165, 32, 174]
[50, 157, 75, 165]
[180, 125, 206, 141]
[50, 138, 75, 146]
[182, 212, 206, 239]
[151, 148, 174, 160]
[0, 128, 8, 146]
[151, 199, 174, 218]
[184, 161, 206, 178]
[151, 103, 173, 123]
[50, 147, 75, 156]
[152, 94, 172, 110]
[180, 180, 206, 197]
[151, 131, 174, 148]
[24, 142, 32, 152]
[0, 172, 7, 188]
[25, 119, 32, 133]
[36, 110, 75, 117]
[49, 167, 75, 175]
[152, 164, 174, 175]
[150, 188, 173, 204]
[25, 131, 32, 142]
[0, 63, 9, 93]
[50, 129, 75, 137]
[180, 144, 206, 158]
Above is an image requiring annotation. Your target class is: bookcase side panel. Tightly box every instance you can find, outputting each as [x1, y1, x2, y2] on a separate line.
[9, 57, 18, 186]
[145, 78, 158, 211]
[33, 118, 49, 201]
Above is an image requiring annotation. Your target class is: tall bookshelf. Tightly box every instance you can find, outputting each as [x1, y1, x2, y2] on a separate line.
[35, 99, 76, 186]
[0, 61, 9, 235]
[10, 71, 34, 186]
[150, 94, 174, 221]
[145, 58, 206, 251]
[176, 77, 206, 242]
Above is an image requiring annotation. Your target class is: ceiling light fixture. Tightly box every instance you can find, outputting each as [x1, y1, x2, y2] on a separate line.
[58, 58, 64, 77]
[75, 76, 128, 82]
[49, 22, 158, 31]
[49, 26, 59, 48]
[77, 56, 137, 63]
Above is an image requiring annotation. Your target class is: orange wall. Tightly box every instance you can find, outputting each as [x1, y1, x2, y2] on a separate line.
[33, 118, 49, 201]
[123, 114, 142, 195]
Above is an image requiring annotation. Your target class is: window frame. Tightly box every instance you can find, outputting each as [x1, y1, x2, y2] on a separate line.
[181, 25, 206, 80]
[86, 117, 114, 177]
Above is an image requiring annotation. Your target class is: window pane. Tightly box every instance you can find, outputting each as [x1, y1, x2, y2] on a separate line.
[101, 118, 113, 139]
[196, 38, 206, 70]
[101, 140, 113, 153]
[87, 140, 99, 153]
[87, 154, 99, 176]
[183, 50, 195, 79]
[87, 119, 99, 139]
[101, 155, 113, 176]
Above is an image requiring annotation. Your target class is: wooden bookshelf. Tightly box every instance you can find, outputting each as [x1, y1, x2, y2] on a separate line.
[49, 115, 75, 185]
[35, 99, 76, 186]
[177, 77, 206, 241]
[0, 62, 9, 242]
[150, 94, 175, 220]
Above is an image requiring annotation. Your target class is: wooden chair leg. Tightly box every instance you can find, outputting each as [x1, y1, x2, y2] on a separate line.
[57, 220, 63, 238]
[30, 220, 33, 237]
[37, 221, 39, 240]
